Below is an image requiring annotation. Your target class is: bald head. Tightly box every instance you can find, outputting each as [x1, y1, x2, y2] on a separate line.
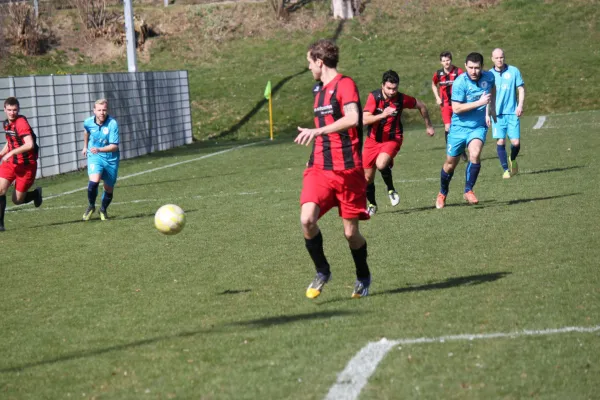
[491, 48, 505, 71]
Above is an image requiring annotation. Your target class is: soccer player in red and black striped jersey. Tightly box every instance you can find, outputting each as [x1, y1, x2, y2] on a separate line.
[295, 39, 371, 299]
[0, 97, 43, 231]
[363, 70, 435, 215]
[432, 51, 464, 142]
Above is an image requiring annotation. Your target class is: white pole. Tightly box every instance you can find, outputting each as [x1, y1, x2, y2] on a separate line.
[33, 0, 39, 18]
[164, 0, 168, 6]
[124, 0, 137, 73]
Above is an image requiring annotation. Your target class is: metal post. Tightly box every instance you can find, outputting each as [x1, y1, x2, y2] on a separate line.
[164, 0, 169, 6]
[33, 0, 39, 18]
[123, 0, 137, 73]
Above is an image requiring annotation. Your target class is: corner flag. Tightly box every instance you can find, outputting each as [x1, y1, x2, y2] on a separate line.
[265, 81, 273, 140]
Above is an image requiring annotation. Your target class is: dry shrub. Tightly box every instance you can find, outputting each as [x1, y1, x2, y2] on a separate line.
[68, 0, 120, 37]
[1, 2, 54, 55]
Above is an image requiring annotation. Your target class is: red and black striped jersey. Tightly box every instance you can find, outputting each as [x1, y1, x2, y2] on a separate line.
[363, 90, 417, 143]
[432, 66, 464, 106]
[308, 74, 363, 171]
[2, 115, 38, 165]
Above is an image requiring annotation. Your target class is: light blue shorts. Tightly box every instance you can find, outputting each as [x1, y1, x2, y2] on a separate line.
[446, 125, 488, 157]
[492, 114, 520, 140]
[87, 155, 119, 187]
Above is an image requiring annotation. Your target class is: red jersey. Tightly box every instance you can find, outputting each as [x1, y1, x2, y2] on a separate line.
[363, 90, 417, 143]
[432, 66, 463, 106]
[308, 74, 363, 171]
[3, 115, 38, 165]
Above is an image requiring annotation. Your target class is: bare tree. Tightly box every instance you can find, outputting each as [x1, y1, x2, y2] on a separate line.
[68, 0, 118, 35]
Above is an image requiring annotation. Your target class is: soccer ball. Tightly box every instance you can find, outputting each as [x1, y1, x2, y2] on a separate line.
[154, 204, 186, 235]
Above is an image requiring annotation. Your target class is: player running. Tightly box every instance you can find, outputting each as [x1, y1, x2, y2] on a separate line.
[295, 39, 371, 299]
[435, 52, 496, 209]
[363, 70, 434, 216]
[81, 99, 120, 221]
[0, 97, 43, 232]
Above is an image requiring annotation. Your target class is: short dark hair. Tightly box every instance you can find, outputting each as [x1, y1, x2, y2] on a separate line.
[465, 52, 484, 65]
[308, 39, 339, 68]
[440, 51, 453, 60]
[381, 70, 400, 85]
[4, 97, 19, 108]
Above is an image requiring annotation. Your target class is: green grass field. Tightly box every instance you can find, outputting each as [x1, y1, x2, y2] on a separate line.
[1, 110, 599, 399]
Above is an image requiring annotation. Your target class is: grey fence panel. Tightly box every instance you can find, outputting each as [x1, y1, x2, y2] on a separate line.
[0, 71, 193, 179]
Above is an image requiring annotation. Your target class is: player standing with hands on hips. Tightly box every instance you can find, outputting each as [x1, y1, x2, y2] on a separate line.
[295, 39, 371, 299]
[81, 99, 120, 221]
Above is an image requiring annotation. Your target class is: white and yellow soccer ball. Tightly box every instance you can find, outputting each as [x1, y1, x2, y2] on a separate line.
[154, 204, 186, 235]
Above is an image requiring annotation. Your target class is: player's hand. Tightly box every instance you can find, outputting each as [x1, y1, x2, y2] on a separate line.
[81, 148, 87, 157]
[90, 147, 99, 154]
[486, 115, 491, 127]
[295, 127, 319, 146]
[516, 106, 523, 117]
[426, 126, 435, 137]
[479, 92, 491, 106]
[436, 98, 442, 106]
[1, 153, 11, 163]
[382, 107, 396, 117]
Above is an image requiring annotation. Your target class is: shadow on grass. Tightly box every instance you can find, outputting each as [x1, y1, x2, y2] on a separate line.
[374, 272, 511, 297]
[0, 310, 354, 373]
[317, 272, 511, 305]
[388, 193, 579, 215]
[26, 209, 199, 229]
[210, 20, 347, 140]
[218, 289, 252, 295]
[523, 165, 586, 175]
[231, 310, 356, 328]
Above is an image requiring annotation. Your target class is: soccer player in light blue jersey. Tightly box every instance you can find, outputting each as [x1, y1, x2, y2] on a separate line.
[81, 99, 120, 221]
[435, 52, 496, 209]
[490, 48, 525, 178]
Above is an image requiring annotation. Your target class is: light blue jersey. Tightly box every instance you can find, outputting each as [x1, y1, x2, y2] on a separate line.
[84, 115, 120, 186]
[450, 70, 496, 129]
[490, 64, 524, 115]
[83, 115, 120, 162]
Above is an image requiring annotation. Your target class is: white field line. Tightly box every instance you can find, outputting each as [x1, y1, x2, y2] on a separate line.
[325, 325, 600, 400]
[6, 142, 261, 211]
[8, 177, 439, 213]
[533, 116, 546, 129]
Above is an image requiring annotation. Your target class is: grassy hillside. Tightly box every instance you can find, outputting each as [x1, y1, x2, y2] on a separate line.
[1, 0, 599, 140]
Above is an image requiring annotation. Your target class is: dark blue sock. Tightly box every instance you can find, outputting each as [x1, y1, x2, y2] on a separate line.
[101, 191, 113, 211]
[87, 181, 99, 206]
[465, 162, 481, 193]
[440, 168, 454, 196]
[497, 144, 508, 171]
[510, 144, 521, 161]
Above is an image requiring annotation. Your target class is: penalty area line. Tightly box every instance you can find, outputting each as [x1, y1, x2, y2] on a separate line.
[6, 142, 262, 211]
[325, 324, 600, 400]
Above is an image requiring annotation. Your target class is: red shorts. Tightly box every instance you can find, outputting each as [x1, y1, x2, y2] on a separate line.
[300, 166, 369, 220]
[0, 162, 37, 192]
[441, 105, 453, 125]
[362, 137, 402, 169]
